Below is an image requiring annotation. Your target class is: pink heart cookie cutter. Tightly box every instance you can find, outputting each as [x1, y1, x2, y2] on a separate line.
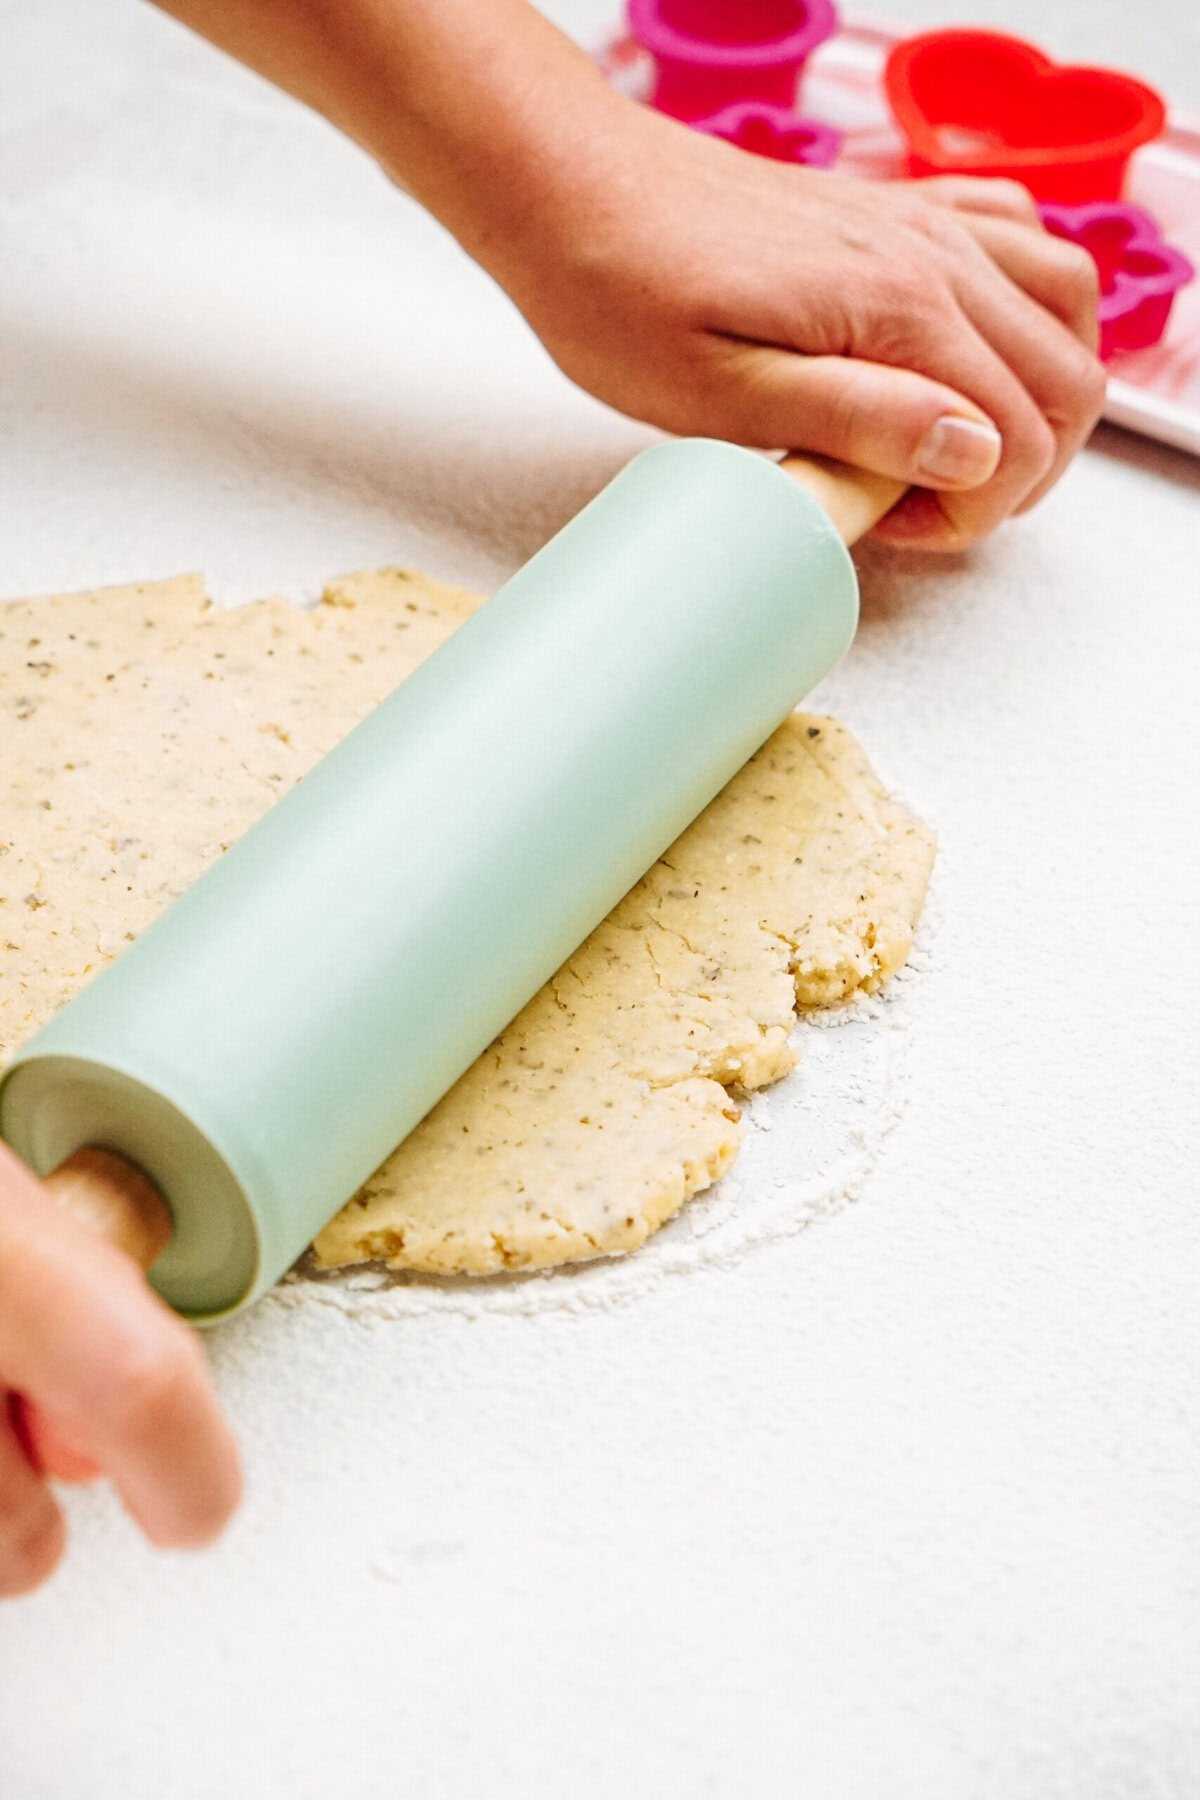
[695, 100, 841, 167]
[627, 0, 839, 122]
[1039, 201, 1195, 359]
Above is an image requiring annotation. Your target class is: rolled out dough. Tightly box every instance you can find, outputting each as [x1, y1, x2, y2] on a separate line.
[0, 569, 935, 1278]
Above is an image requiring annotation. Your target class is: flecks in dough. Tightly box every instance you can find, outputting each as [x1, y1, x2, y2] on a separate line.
[0, 569, 935, 1279]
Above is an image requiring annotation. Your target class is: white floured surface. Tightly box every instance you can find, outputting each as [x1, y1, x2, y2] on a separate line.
[1, 3, 1199, 1797]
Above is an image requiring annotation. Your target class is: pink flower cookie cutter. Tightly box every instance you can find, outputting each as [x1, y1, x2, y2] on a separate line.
[1039, 201, 1195, 360]
[695, 100, 841, 167]
[626, 0, 839, 122]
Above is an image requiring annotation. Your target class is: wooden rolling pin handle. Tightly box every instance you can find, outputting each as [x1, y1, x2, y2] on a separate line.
[780, 454, 906, 546]
[44, 1149, 173, 1274]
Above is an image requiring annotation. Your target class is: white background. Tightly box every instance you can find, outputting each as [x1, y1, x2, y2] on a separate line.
[1, 3, 1198, 1796]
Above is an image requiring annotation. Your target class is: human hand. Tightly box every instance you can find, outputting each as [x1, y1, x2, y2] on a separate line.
[492, 110, 1105, 549]
[0, 1143, 242, 1596]
[149, 0, 1103, 549]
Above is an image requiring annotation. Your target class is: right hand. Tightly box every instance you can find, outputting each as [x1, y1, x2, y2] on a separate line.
[493, 106, 1107, 550]
[149, 0, 1104, 551]
[0, 1142, 242, 1597]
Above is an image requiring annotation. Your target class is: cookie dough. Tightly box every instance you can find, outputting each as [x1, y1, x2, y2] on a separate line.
[0, 569, 935, 1277]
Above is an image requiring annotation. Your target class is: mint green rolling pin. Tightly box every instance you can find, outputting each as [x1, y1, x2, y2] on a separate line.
[0, 441, 901, 1321]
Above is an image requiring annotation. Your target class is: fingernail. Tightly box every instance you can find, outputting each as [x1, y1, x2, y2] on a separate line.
[917, 415, 1002, 486]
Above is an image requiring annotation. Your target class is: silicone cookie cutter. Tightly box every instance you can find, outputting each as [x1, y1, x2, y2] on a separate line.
[1039, 201, 1195, 359]
[695, 100, 841, 167]
[627, 0, 838, 123]
[884, 29, 1165, 202]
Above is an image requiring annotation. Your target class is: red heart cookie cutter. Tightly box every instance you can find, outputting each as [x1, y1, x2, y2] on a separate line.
[884, 29, 1165, 202]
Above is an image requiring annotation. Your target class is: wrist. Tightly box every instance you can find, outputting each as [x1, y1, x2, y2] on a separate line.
[155, 0, 645, 314]
[364, 4, 636, 297]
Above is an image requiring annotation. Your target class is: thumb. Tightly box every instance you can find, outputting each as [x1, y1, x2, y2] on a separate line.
[719, 348, 1002, 489]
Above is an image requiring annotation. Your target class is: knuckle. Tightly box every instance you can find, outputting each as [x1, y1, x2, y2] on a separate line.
[1021, 412, 1059, 481]
[1079, 352, 1108, 414]
[895, 196, 937, 234]
[987, 178, 1040, 220]
[862, 286, 953, 363]
[1054, 342, 1107, 417]
[916, 198, 981, 258]
[1058, 241, 1101, 303]
[902, 200, 962, 251]
[815, 363, 870, 441]
[781, 277, 854, 352]
[872, 254, 952, 318]
[919, 175, 970, 203]
[916, 175, 1038, 223]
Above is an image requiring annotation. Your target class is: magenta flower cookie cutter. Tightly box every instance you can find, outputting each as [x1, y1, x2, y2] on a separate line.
[1039, 201, 1195, 360]
[695, 100, 841, 167]
[627, 0, 839, 122]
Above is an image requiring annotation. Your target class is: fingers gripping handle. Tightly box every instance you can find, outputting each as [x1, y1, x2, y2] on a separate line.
[12, 1152, 173, 1481]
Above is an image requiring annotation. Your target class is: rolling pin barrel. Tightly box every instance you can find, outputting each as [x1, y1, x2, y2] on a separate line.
[0, 441, 894, 1320]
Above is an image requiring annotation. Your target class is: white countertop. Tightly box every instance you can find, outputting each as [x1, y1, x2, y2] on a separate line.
[2, 4, 1198, 1796]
